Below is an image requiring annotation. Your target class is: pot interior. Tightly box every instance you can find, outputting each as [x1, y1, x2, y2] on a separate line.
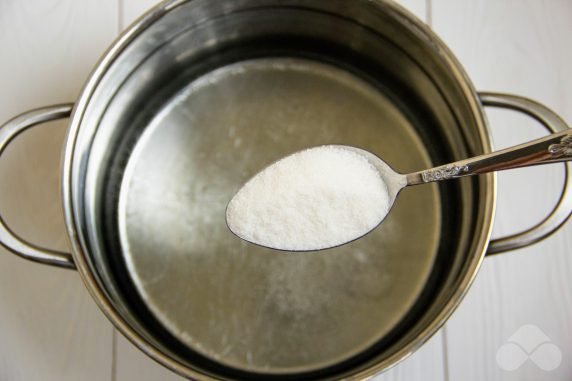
[70, 0, 492, 379]
[118, 57, 442, 374]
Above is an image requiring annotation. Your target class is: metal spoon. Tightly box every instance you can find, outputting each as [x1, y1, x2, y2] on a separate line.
[227, 130, 572, 251]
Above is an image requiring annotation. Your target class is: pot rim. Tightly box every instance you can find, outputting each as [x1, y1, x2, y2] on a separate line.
[61, 0, 496, 379]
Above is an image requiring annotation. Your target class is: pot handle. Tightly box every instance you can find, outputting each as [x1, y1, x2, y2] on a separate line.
[0, 104, 75, 269]
[479, 92, 572, 255]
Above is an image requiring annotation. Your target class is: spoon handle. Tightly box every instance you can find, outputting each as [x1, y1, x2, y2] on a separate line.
[406, 129, 572, 185]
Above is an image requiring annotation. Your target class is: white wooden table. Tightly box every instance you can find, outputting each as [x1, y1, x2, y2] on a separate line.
[0, 1, 570, 380]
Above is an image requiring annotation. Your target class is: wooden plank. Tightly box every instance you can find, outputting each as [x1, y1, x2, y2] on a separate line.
[0, 1, 118, 380]
[432, 1, 572, 380]
[115, 2, 186, 378]
[375, 333, 444, 381]
[117, 329, 444, 381]
[118, 0, 428, 25]
[119, 0, 158, 28]
[115, 1, 444, 380]
[395, 0, 427, 21]
[359, 2, 446, 379]
[116, 335, 186, 381]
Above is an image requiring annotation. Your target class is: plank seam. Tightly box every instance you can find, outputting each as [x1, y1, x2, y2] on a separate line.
[442, 325, 451, 381]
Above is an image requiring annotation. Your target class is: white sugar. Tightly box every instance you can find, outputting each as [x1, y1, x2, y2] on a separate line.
[226, 146, 391, 251]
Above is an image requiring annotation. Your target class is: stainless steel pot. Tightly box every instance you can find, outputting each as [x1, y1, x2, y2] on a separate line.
[1, 0, 571, 379]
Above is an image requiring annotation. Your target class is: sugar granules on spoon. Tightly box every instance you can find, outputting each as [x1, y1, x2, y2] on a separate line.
[226, 145, 391, 251]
